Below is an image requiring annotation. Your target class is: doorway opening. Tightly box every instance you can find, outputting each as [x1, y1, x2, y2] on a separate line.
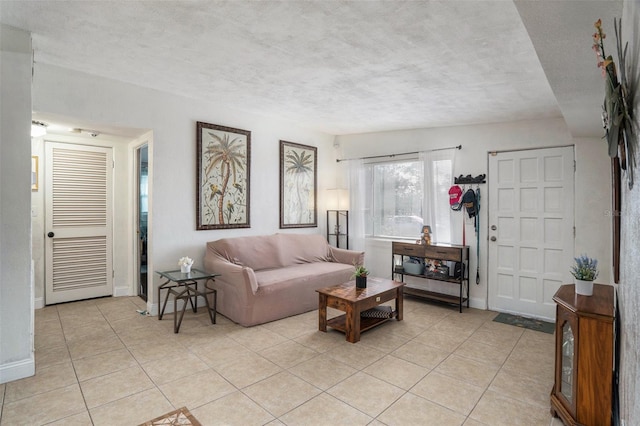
[137, 144, 149, 301]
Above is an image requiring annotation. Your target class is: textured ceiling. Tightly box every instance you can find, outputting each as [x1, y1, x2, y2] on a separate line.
[0, 0, 622, 136]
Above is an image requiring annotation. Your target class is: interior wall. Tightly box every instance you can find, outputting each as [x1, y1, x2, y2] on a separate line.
[0, 24, 34, 383]
[618, 1, 639, 424]
[31, 136, 44, 307]
[32, 63, 338, 314]
[335, 118, 612, 309]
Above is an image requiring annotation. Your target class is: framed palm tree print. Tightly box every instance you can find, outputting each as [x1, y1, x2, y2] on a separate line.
[197, 121, 251, 230]
[280, 140, 317, 228]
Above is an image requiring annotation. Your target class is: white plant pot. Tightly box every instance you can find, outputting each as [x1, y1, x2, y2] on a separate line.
[575, 279, 594, 296]
[181, 264, 192, 273]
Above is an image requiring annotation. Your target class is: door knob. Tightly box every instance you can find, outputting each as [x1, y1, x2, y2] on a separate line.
[491, 225, 497, 231]
[47, 232, 54, 238]
[490, 236, 497, 241]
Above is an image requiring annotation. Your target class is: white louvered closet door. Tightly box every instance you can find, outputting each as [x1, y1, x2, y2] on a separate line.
[45, 142, 114, 304]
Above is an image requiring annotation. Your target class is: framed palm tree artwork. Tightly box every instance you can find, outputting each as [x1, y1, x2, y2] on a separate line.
[280, 140, 317, 228]
[197, 121, 251, 230]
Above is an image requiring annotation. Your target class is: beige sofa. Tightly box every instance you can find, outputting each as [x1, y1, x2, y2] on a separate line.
[204, 233, 364, 326]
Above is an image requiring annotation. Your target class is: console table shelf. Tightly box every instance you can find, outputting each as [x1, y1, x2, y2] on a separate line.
[392, 242, 469, 312]
[403, 287, 467, 307]
[398, 270, 468, 284]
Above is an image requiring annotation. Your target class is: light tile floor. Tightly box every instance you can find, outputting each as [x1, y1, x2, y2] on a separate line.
[0, 296, 566, 426]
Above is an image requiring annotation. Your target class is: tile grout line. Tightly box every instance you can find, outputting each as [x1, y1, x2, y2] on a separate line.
[401, 314, 495, 424]
[106, 299, 185, 417]
[0, 381, 5, 424]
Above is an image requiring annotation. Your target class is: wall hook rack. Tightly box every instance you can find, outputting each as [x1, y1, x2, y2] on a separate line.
[454, 174, 486, 184]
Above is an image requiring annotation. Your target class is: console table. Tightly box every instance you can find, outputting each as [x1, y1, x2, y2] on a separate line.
[156, 269, 219, 333]
[392, 242, 469, 312]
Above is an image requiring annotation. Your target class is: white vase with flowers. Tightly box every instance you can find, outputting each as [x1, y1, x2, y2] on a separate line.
[179, 256, 194, 273]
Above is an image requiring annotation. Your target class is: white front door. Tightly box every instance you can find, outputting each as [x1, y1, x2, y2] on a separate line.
[487, 146, 574, 321]
[45, 142, 114, 304]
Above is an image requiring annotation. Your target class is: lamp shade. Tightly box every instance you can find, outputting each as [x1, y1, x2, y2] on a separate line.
[326, 189, 349, 210]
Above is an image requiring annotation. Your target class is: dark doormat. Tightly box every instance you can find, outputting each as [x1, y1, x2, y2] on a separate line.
[492, 313, 555, 334]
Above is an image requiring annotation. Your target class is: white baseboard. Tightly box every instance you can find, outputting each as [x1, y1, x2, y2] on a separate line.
[148, 302, 159, 317]
[113, 286, 131, 297]
[469, 296, 488, 310]
[34, 297, 44, 310]
[0, 356, 35, 384]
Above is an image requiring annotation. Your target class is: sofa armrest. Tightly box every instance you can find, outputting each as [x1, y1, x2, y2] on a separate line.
[329, 246, 365, 266]
[204, 252, 258, 295]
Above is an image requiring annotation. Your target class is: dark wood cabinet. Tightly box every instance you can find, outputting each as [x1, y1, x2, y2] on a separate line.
[550, 283, 615, 426]
[392, 242, 469, 312]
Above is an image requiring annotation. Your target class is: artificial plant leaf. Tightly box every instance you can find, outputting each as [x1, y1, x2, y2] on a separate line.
[609, 121, 620, 157]
[619, 134, 627, 170]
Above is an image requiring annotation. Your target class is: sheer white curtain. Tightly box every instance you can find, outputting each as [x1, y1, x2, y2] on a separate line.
[419, 148, 456, 244]
[347, 159, 366, 251]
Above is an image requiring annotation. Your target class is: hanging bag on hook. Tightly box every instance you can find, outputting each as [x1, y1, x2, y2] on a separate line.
[461, 189, 477, 219]
[461, 187, 481, 284]
[474, 187, 481, 285]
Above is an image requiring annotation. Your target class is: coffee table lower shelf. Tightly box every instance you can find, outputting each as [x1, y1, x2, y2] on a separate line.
[327, 311, 397, 334]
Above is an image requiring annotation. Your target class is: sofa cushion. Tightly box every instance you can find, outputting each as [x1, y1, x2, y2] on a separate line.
[255, 262, 353, 294]
[209, 234, 285, 271]
[276, 233, 333, 266]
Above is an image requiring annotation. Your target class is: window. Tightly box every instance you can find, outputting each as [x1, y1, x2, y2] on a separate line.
[364, 153, 453, 242]
[364, 159, 423, 238]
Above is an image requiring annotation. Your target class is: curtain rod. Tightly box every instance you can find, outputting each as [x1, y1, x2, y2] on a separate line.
[336, 145, 462, 163]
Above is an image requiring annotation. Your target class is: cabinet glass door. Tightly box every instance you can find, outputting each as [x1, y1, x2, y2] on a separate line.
[560, 321, 574, 403]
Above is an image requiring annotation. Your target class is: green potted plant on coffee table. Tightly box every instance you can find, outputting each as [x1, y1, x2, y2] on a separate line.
[353, 264, 369, 289]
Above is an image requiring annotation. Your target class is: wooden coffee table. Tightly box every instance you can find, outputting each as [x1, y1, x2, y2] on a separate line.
[316, 277, 405, 343]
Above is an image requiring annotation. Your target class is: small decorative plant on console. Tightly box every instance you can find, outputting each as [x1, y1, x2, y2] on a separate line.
[570, 254, 599, 296]
[353, 264, 369, 289]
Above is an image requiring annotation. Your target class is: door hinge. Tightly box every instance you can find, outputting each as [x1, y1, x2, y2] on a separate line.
[574, 160, 576, 172]
[573, 226, 576, 238]
[112, 160, 115, 169]
[112, 270, 115, 278]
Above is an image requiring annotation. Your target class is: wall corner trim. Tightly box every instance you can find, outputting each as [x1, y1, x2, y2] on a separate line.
[0, 356, 35, 385]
